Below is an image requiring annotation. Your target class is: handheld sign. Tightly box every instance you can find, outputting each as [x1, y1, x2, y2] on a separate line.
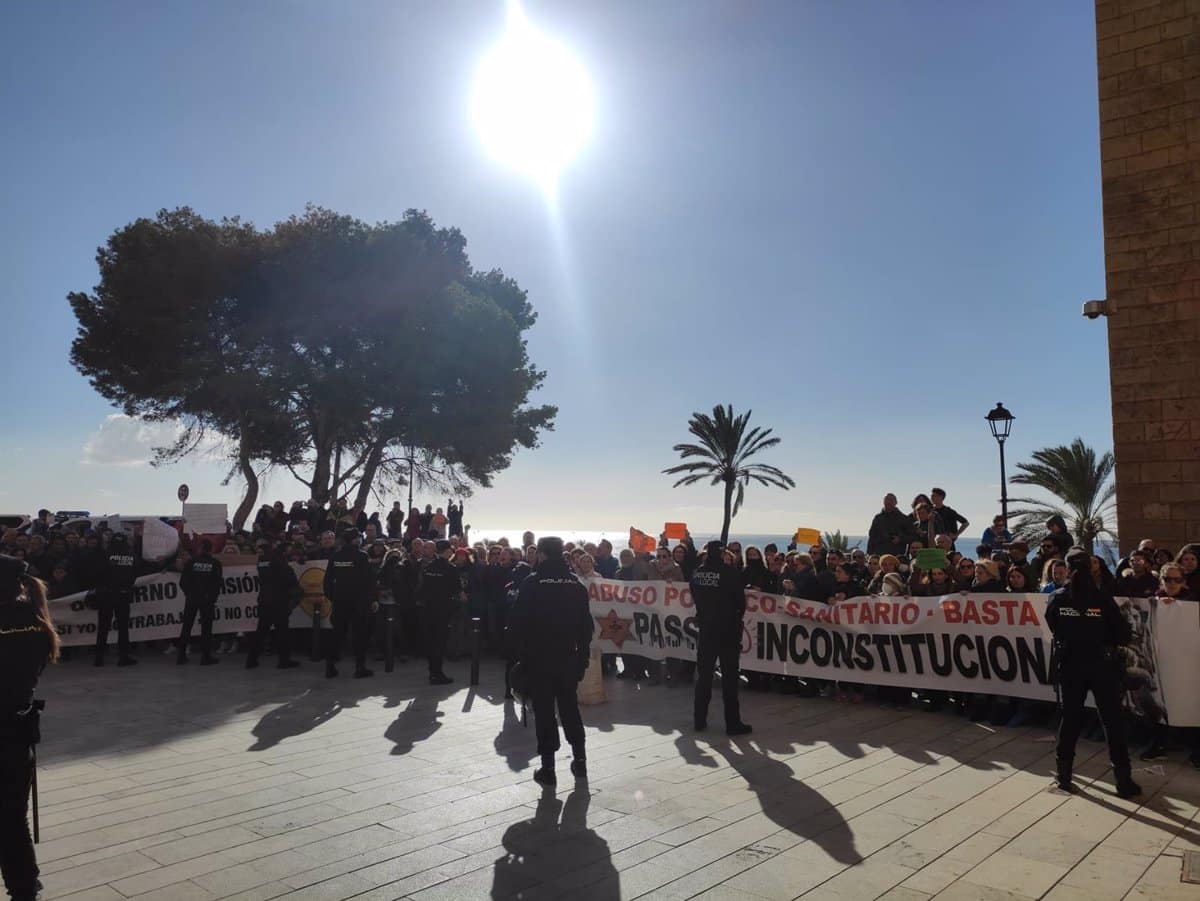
[793, 527, 821, 547]
[915, 548, 949, 571]
[183, 503, 228, 535]
[629, 527, 657, 554]
[177, 483, 190, 503]
[663, 522, 688, 541]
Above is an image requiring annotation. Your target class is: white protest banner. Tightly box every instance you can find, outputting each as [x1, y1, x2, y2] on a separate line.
[141, 516, 180, 561]
[49, 560, 333, 647]
[584, 578, 1199, 721]
[183, 503, 228, 535]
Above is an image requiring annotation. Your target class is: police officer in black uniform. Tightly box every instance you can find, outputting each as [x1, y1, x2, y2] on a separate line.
[0, 555, 58, 901]
[95, 532, 138, 667]
[323, 530, 375, 679]
[177, 540, 224, 665]
[507, 536, 593, 786]
[691, 540, 752, 736]
[419, 540, 460, 685]
[246, 542, 301, 670]
[1047, 547, 1141, 798]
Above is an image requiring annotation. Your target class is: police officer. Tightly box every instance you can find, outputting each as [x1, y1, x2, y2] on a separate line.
[691, 540, 752, 736]
[506, 537, 593, 786]
[323, 530, 375, 679]
[95, 532, 138, 667]
[0, 555, 59, 901]
[246, 542, 301, 670]
[419, 540, 460, 685]
[177, 540, 224, 665]
[1047, 547, 1141, 798]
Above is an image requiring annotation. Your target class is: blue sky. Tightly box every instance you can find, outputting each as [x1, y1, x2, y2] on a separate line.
[0, 1, 1111, 536]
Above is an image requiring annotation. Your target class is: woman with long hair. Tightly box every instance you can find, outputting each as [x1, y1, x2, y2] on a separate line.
[1, 556, 59, 901]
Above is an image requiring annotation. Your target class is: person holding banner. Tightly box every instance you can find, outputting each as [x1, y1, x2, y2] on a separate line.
[691, 541, 752, 736]
[1047, 548, 1140, 798]
[0, 555, 58, 901]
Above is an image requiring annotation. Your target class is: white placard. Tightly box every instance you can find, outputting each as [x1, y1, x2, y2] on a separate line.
[183, 503, 228, 535]
[141, 516, 180, 561]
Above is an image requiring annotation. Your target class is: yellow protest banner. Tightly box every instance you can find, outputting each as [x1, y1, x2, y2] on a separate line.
[792, 527, 822, 547]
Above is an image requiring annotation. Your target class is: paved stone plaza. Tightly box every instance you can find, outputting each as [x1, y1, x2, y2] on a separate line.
[31, 654, 1200, 901]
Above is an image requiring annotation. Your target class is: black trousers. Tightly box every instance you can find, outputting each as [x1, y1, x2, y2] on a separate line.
[1057, 664, 1131, 770]
[326, 601, 370, 670]
[247, 599, 292, 664]
[529, 672, 585, 758]
[694, 622, 742, 728]
[95, 593, 131, 661]
[424, 605, 451, 676]
[178, 596, 216, 658]
[0, 742, 37, 900]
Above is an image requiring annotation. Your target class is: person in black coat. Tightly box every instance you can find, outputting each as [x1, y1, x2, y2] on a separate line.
[177, 540, 224, 665]
[506, 537, 593, 786]
[0, 556, 59, 901]
[322, 530, 376, 679]
[94, 532, 139, 667]
[691, 541, 752, 736]
[1047, 548, 1140, 798]
[419, 540, 461, 684]
[246, 543, 302, 670]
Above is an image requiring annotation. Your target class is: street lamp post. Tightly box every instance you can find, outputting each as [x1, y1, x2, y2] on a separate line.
[986, 403, 1015, 525]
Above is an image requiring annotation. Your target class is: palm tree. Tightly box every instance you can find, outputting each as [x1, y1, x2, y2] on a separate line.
[663, 404, 795, 544]
[822, 530, 860, 552]
[1008, 438, 1117, 553]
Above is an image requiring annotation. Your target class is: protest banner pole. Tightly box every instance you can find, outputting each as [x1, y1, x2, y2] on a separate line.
[470, 616, 482, 686]
[311, 608, 321, 661]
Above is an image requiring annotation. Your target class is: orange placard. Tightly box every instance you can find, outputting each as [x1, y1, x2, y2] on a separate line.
[663, 522, 688, 541]
[792, 527, 822, 547]
[629, 527, 657, 554]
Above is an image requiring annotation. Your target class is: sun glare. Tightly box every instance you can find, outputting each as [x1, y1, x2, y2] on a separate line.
[471, 3, 593, 192]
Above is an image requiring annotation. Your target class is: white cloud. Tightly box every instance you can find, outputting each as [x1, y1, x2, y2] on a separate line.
[81, 415, 188, 467]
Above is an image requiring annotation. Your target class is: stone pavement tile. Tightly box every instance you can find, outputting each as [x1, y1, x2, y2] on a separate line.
[932, 883, 1036, 901]
[1058, 846, 1152, 900]
[140, 825, 264, 866]
[898, 833, 1010, 896]
[689, 885, 775, 901]
[1125, 855, 1197, 901]
[109, 851, 238, 897]
[958, 851, 1069, 899]
[273, 872, 380, 901]
[40, 851, 160, 897]
[127, 880, 218, 901]
[999, 828, 1101, 869]
[725, 841, 852, 900]
[798, 857, 916, 900]
[877, 888, 931, 901]
[53, 888, 124, 901]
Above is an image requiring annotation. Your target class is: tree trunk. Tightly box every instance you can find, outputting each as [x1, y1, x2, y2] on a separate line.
[231, 444, 259, 532]
[311, 436, 333, 504]
[720, 478, 733, 544]
[353, 440, 386, 510]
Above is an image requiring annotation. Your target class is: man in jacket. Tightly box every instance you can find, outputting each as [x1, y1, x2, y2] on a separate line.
[323, 530, 375, 679]
[246, 542, 302, 670]
[94, 532, 139, 667]
[867, 494, 920, 557]
[691, 541, 752, 736]
[507, 537, 593, 786]
[419, 540, 460, 684]
[177, 540, 224, 665]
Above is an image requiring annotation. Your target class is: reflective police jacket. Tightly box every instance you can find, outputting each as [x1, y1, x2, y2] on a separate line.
[1045, 584, 1131, 671]
[257, 554, 301, 608]
[689, 561, 747, 627]
[180, 553, 224, 604]
[322, 547, 374, 606]
[506, 562, 591, 676]
[418, 556, 460, 610]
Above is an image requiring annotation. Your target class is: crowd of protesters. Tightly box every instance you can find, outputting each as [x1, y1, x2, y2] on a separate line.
[4, 487, 1200, 763]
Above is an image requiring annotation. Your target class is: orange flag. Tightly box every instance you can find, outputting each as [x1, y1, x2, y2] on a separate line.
[629, 527, 657, 554]
[663, 522, 688, 541]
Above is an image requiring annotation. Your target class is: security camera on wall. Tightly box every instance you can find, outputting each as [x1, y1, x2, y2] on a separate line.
[1082, 299, 1109, 320]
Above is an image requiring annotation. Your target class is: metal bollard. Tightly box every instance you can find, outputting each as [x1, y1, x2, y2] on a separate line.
[470, 616, 482, 686]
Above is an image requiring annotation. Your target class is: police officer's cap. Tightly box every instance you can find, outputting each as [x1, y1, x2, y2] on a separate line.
[434, 539, 452, 553]
[705, 540, 724, 558]
[1065, 547, 1089, 572]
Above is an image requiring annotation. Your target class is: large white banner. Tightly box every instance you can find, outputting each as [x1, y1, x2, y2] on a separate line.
[48, 569, 1200, 725]
[49, 560, 333, 646]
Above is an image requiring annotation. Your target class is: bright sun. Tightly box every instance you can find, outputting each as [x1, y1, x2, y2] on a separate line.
[471, 3, 593, 191]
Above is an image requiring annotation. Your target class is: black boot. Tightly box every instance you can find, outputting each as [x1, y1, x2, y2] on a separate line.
[1055, 757, 1076, 793]
[245, 656, 259, 669]
[570, 746, 587, 779]
[1114, 766, 1142, 800]
[326, 660, 338, 679]
[534, 753, 556, 786]
[277, 658, 300, 669]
